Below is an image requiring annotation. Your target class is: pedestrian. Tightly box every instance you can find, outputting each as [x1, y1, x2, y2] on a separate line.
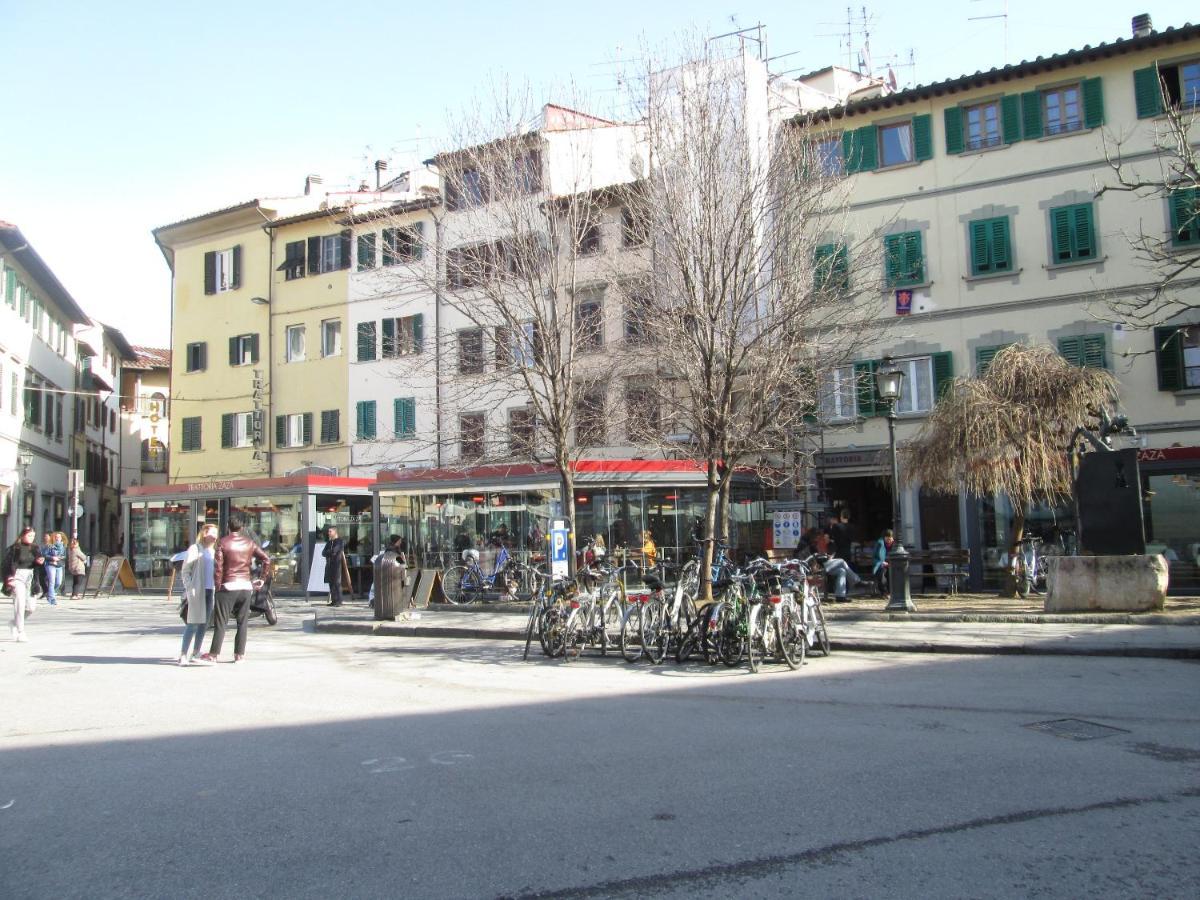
[179, 524, 218, 666]
[4, 526, 44, 642]
[640, 530, 658, 570]
[323, 525, 346, 607]
[200, 517, 269, 663]
[828, 509, 854, 561]
[49, 532, 67, 600]
[873, 529, 895, 596]
[67, 538, 88, 599]
[40, 532, 63, 605]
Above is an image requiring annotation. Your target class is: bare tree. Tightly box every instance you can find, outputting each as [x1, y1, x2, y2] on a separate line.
[904, 344, 1117, 596]
[619, 41, 888, 597]
[1097, 84, 1199, 328]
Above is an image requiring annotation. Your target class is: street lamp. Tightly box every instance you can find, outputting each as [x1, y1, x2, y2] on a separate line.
[875, 356, 915, 612]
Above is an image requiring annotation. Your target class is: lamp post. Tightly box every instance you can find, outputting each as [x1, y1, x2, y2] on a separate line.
[874, 357, 915, 612]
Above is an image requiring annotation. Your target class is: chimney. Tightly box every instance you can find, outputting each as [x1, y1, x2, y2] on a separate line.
[374, 159, 388, 190]
[1132, 13, 1153, 38]
[304, 174, 323, 196]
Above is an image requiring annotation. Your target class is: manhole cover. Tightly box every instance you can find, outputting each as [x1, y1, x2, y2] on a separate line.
[1025, 718, 1129, 741]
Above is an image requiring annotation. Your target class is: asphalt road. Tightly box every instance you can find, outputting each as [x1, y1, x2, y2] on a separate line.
[2, 595, 1199, 899]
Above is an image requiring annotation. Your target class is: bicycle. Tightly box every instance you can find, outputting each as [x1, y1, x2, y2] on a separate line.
[522, 576, 574, 659]
[640, 569, 697, 665]
[443, 546, 543, 605]
[1011, 535, 1043, 598]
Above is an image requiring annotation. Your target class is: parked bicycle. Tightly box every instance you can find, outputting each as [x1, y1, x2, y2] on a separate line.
[443, 545, 544, 605]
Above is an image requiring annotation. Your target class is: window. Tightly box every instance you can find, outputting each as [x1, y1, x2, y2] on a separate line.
[381, 314, 423, 358]
[319, 409, 340, 444]
[394, 397, 416, 439]
[577, 391, 606, 445]
[382, 225, 424, 265]
[812, 135, 844, 176]
[459, 412, 485, 461]
[878, 121, 913, 167]
[185, 342, 207, 373]
[884, 231, 924, 287]
[1135, 60, 1200, 117]
[285, 325, 306, 362]
[356, 322, 377, 362]
[968, 217, 1013, 276]
[496, 322, 539, 369]
[1049, 203, 1097, 264]
[181, 416, 202, 452]
[622, 205, 649, 246]
[1057, 334, 1108, 370]
[275, 412, 312, 448]
[819, 365, 857, 421]
[228, 333, 259, 366]
[23, 376, 41, 428]
[853, 353, 953, 416]
[624, 294, 651, 345]
[457, 328, 484, 374]
[1169, 188, 1199, 247]
[576, 292, 603, 351]
[204, 245, 242, 294]
[964, 100, 1001, 150]
[220, 412, 255, 449]
[513, 150, 542, 195]
[357, 232, 377, 271]
[507, 406, 536, 456]
[1024, 78, 1102, 137]
[575, 217, 602, 255]
[447, 242, 500, 288]
[307, 231, 352, 275]
[624, 382, 659, 442]
[975, 343, 1012, 376]
[1154, 325, 1200, 391]
[814, 243, 849, 292]
[321, 319, 342, 357]
[446, 166, 486, 211]
[281, 240, 306, 280]
[356, 400, 377, 440]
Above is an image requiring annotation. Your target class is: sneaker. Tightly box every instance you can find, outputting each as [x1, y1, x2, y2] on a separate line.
[233, 654, 244, 663]
[198, 652, 217, 663]
[178, 654, 189, 667]
[16, 631, 28, 643]
[191, 655, 214, 666]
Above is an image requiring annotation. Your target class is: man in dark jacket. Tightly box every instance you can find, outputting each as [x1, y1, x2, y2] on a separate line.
[323, 526, 346, 607]
[202, 518, 269, 662]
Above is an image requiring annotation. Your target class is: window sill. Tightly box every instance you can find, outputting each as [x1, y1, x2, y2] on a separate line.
[1037, 125, 1093, 142]
[963, 267, 1022, 283]
[875, 158, 924, 173]
[960, 140, 1008, 155]
[886, 280, 932, 292]
[1044, 255, 1107, 271]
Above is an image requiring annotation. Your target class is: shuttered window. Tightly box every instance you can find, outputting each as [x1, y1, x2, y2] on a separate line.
[320, 410, 340, 444]
[975, 344, 1012, 376]
[394, 398, 416, 439]
[356, 400, 377, 440]
[356, 322, 377, 362]
[968, 217, 1013, 276]
[1169, 188, 1199, 246]
[884, 231, 924, 287]
[181, 417, 202, 452]
[1153, 325, 1200, 391]
[1057, 334, 1108, 370]
[357, 233, 377, 271]
[1049, 203, 1097, 264]
[814, 243, 850, 292]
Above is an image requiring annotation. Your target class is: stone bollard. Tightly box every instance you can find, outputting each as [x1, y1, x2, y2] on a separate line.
[1045, 555, 1168, 612]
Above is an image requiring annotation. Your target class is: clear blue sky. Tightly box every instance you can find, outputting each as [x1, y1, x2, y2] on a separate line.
[1, 1, 1194, 346]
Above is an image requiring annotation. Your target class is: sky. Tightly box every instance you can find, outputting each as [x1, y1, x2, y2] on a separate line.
[2, 1, 1195, 347]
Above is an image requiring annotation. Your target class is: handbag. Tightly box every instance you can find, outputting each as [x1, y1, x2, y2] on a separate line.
[178, 598, 188, 622]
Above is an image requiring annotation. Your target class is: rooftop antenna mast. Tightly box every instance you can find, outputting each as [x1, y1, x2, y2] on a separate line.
[969, 0, 1010, 66]
[708, 21, 767, 61]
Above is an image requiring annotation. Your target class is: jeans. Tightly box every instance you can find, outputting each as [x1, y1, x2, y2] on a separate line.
[824, 559, 861, 598]
[209, 589, 250, 657]
[43, 563, 58, 603]
[9, 568, 34, 634]
[180, 589, 214, 656]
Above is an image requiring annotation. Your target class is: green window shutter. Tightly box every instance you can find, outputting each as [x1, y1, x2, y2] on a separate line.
[1081, 334, 1107, 369]
[357, 233, 376, 270]
[969, 221, 990, 275]
[338, 230, 352, 270]
[1081, 77, 1104, 128]
[276, 415, 286, 448]
[382, 228, 396, 266]
[182, 417, 201, 451]
[932, 351, 954, 400]
[1072, 204, 1095, 259]
[381, 317, 396, 357]
[1170, 188, 1199, 245]
[356, 400, 376, 440]
[4, 268, 15, 307]
[307, 236, 322, 275]
[366, 401, 376, 440]
[1021, 90, 1043, 139]
[356, 322, 376, 362]
[842, 129, 858, 173]
[853, 360, 879, 417]
[1001, 95, 1022, 144]
[856, 125, 877, 171]
[302, 412, 313, 445]
[249, 333, 260, 363]
[887, 231, 924, 286]
[395, 397, 416, 437]
[220, 413, 234, 449]
[320, 410, 340, 443]
[988, 217, 1012, 272]
[943, 106, 963, 154]
[412, 313, 424, 352]
[814, 243, 848, 290]
[1050, 207, 1073, 262]
[231, 245, 242, 289]
[204, 251, 216, 295]
[1133, 65, 1164, 119]
[912, 114, 933, 161]
[975, 344, 1006, 376]
[1057, 335, 1083, 366]
[1154, 326, 1184, 391]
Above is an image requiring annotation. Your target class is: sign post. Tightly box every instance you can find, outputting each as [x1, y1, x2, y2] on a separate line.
[550, 520, 570, 581]
[67, 468, 84, 541]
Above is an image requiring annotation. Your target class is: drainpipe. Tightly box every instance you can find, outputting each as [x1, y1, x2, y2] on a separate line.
[434, 212, 444, 469]
[258, 219, 276, 477]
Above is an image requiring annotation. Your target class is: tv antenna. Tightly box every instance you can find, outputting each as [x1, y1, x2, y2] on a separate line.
[969, 0, 1010, 66]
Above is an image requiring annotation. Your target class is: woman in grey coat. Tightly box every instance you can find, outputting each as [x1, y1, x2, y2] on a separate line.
[178, 525, 217, 666]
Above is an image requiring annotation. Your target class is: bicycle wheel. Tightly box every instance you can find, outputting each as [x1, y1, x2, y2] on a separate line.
[717, 605, 743, 667]
[541, 605, 569, 658]
[522, 600, 542, 660]
[620, 603, 644, 662]
[600, 588, 625, 655]
[777, 603, 805, 670]
[563, 608, 585, 662]
[642, 598, 669, 664]
[1015, 558, 1031, 598]
[679, 559, 701, 601]
[811, 600, 831, 656]
[442, 565, 479, 605]
[747, 605, 765, 673]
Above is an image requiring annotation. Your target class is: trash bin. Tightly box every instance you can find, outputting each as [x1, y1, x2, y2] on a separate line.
[374, 550, 407, 621]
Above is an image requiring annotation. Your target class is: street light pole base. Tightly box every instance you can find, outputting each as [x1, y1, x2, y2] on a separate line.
[884, 543, 917, 613]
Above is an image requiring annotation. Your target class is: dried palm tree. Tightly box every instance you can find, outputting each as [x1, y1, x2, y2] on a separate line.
[904, 344, 1118, 596]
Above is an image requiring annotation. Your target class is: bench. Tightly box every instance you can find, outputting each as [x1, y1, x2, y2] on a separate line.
[852, 547, 971, 595]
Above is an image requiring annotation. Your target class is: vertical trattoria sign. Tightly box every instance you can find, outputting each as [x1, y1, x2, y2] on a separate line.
[251, 369, 265, 463]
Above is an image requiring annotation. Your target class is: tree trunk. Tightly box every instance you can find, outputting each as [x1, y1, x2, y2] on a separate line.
[560, 467, 576, 578]
[1000, 507, 1026, 598]
[700, 458, 721, 603]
